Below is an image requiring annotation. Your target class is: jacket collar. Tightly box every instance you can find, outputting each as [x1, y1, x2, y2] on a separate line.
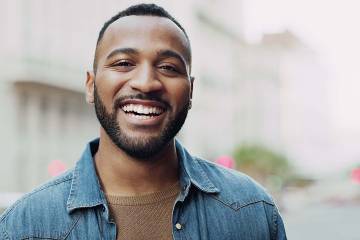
[175, 140, 219, 194]
[66, 138, 219, 213]
[66, 139, 105, 213]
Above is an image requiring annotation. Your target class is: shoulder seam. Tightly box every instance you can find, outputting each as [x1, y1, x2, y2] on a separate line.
[210, 195, 275, 211]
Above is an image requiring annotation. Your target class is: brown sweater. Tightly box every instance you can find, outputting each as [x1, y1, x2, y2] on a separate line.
[106, 182, 180, 240]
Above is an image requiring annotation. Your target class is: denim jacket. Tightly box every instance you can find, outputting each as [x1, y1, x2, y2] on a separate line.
[0, 139, 287, 239]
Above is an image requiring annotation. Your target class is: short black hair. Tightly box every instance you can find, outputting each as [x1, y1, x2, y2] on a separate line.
[93, 3, 191, 73]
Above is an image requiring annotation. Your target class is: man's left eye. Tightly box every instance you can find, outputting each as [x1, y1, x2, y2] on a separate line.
[159, 65, 178, 73]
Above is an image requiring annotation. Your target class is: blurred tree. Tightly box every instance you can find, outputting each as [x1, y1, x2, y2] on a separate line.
[233, 144, 315, 211]
[233, 144, 292, 191]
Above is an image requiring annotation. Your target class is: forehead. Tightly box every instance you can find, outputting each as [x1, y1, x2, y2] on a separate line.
[97, 16, 190, 62]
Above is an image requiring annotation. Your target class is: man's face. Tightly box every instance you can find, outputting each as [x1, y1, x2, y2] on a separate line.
[88, 16, 193, 159]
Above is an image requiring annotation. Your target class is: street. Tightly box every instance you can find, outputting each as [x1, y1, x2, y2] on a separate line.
[283, 175, 360, 240]
[284, 203, 360, 240]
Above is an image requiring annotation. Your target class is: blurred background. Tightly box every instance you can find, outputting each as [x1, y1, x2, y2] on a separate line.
[0, 0, 359, 239]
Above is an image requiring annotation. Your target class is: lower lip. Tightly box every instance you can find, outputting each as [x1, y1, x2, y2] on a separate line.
[120, 110, 166, 126]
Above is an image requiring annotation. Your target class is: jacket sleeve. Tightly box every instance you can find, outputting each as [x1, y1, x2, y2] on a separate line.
[272, 206, 287, 240]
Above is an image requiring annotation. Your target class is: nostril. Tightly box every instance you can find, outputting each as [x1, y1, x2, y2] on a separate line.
[129, 77, 163, 93]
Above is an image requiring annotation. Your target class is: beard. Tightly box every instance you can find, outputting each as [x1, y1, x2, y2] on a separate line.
[93, 84, 190, 159]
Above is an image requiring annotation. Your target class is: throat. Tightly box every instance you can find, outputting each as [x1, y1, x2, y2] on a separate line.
[94, 138, 179, 196]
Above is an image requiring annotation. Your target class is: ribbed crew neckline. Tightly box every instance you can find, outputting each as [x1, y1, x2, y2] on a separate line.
[106, 181, 180, 206]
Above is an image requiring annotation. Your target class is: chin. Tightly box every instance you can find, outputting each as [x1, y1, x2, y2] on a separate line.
[119, 140, 171, 160]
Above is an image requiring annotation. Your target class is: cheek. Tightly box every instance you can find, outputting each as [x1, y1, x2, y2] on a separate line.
[96, 71, 129, 99]
[166, 81, 191, 107]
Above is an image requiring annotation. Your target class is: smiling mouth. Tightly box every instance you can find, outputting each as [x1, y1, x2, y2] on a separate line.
[121, 103, 165, 120]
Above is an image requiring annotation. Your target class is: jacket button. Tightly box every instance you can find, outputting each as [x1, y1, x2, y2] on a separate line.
[175, 223, 182, 230]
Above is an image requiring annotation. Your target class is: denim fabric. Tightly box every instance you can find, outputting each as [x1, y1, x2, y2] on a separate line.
[0, 139, 287, 239]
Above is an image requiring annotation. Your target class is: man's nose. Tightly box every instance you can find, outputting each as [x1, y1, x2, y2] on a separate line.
[128, 64, 163, 93]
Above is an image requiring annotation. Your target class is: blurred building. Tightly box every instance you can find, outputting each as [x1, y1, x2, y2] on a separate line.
[184, 8, 333, 176]
[0, 0, 332, 193]
[234, 31, 333, 174]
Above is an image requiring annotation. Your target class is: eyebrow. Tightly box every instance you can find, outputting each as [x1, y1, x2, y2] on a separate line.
[106, 48, 139, 60]
[157, 50, 188, 68]
[105, 48, 189, 69]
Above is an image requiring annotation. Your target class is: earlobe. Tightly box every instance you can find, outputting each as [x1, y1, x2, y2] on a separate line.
[86, 71, 95, 104]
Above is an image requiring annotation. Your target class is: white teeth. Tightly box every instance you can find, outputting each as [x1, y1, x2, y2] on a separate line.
[121, 104, 164, 115]
[134, 105, 139, 113]
[129, 113, 153, 120]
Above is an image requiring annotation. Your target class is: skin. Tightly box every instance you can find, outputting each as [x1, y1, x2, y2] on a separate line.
[85, 16, 194, 196]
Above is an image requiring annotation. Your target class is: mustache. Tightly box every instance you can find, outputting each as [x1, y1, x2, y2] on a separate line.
[113, 93, 171, 109]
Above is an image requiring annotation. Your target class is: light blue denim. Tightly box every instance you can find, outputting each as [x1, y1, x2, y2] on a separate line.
[0, 139, 287, 239]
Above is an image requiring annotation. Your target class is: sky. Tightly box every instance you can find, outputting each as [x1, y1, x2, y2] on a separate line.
[243, 0, 360, 135]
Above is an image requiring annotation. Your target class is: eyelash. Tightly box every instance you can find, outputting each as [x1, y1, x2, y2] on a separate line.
[159, 64, 179, 73]
[110, 60, 181, 74]
[113, 60, 134, 67]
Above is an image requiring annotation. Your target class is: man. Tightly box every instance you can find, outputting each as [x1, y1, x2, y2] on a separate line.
[0, 3, 287, 240]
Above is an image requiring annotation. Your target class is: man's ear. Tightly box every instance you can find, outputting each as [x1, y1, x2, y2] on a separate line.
[190, 76, 195, 100]
[86, 71, 95, 104]
[188, 76, 195, 110]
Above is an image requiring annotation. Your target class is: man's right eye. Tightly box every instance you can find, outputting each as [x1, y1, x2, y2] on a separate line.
[113, 60, 135, 67]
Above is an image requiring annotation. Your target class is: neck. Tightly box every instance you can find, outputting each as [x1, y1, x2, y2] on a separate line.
[94, 129, 179, 196]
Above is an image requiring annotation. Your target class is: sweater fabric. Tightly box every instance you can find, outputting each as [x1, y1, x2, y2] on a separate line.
[106, 182, 180, 240]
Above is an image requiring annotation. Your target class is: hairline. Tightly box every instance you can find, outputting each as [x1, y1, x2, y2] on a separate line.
[93, 15, 191, 74]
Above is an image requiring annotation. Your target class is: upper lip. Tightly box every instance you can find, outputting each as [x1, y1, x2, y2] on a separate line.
[119, 99, 168, 110]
